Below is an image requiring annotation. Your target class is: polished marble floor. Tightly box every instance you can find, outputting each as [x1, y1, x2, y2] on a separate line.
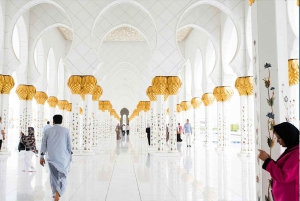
[0, 132, 256, 201]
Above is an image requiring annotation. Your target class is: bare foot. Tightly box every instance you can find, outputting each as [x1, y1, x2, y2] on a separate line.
[54, 190, 60, 201]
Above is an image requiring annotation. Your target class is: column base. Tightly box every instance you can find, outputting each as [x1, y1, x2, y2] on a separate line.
[0, 150, 11, 155]
[215, 146, 232, 152]
[73, 150, 94, 156]
[152, 151, 180, 157]
[237, 151, 253, 157]
[92, 145, 101, 150]
[148, 146, 157, 153]
[99, 138, 110, 141]
[204, 143, 215, 147]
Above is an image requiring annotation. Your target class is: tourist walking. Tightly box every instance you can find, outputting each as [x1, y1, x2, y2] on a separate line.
[0, 117, 5, 151]
[183, 119, 192, 147]
[20, 127, 38, 172]
[122, 124, 126, 136]
[115, 123, 121, 140]
[258, 122, 299, 201]
[146, 124, 150, 145]
[126, 124, 130, 135]
[177, 123, 182, 142]
[40, 115, 72, 201]
[43, 121, 52, 134]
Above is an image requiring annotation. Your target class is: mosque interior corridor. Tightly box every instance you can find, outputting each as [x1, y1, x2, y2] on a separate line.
[0, 0, 299, 200]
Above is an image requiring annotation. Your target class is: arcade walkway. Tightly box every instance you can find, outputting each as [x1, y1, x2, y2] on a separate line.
[0, 134, 255, 201]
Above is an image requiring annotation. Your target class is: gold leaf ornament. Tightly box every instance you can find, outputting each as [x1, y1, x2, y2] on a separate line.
[288, 59, 299, 86]
[201, 93, 215, 106]
[1, 75, 15, 94]
[34, 92, 48, 105]
[213, 86, 234, 102]
[235, 76, 254, 96]
[152, 76, 167, 95]
[191, 97, 202, 109]
[47, 96, 58, 108]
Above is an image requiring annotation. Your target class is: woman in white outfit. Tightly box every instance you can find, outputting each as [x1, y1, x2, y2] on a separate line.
[20, 127, 38, 172]
[183, 119, 192, 147]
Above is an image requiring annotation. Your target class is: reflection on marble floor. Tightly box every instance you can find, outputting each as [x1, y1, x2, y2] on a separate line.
[0, 134, 256, 201]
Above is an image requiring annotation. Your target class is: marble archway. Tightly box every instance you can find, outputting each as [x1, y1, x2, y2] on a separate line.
[120, 108, 129, 126]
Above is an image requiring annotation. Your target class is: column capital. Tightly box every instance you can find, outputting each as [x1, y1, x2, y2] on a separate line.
[1, 75, 14, 94]
[152, 76, 167, 95]
[235, 76, 254, 96]
[145, 101, 150, 111]
[176, 104, 182, 112]
[288, 59, 299, 86]
[201, 93, 215, 106]
[34, 92, 48, 105]
[16, 85, 36, 100]
[167, 76, 181, 95]
[146, 86, 157, 101]
[180, 101, 191, 111]
[213, 86, 234, 102]
[249, 0, 255, 6]
[82, 75, 97, 94]
[47, 96, 58, 108]
[57, 100, 69, 110]
[92, 85, 103, 101]
[191, 97, 202, 109]
[67, 75, 82, 94]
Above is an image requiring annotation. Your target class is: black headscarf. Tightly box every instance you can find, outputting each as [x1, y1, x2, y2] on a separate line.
[273, 122, 299, 148]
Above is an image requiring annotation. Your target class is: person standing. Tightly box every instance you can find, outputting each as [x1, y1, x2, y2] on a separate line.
[115, 123, 121, 140]
[146, 124, 150, 145]
[258, 122, 299, 201]
[166, 123, 169, 142]
[126, 124, 130, 135]
[177, 123, 183, 142]
[40, 115, 72, 201]
[122, 124, 126, 136]
[20, 127, 38, 172]
[0, 117, 5, 151]
[183, 119, 192, 147]
[43, 121, 52, 134]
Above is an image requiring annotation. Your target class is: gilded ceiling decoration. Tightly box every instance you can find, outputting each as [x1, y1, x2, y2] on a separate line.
[105, 26, 145, 41]
[57, 27, 73, 41]
[177, 27, 193, 41]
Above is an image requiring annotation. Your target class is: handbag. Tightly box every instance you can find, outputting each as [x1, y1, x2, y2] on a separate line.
[18, 141, 25, 152]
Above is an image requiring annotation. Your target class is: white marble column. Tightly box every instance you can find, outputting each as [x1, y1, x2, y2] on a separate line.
[0, 85, 12, 153]
[235, 77, 255, 156]
[168, 94, 177, 152]
[201, 93, 215, 147]
[156, 95, 166, 151]
[92, 101, 99, 147]
[288, 59, 299, 128]
[191, 98, 201, 141]
[82, 94, 93, 151]
[47, 96, 58, 123]
[213, 87, 234, 151]
[251, 1, 290, 199]
[150, 101, 157, 147]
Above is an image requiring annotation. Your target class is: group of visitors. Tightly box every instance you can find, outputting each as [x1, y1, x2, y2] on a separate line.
[115, 123, 130, 140]
[145, 119, 193, 147]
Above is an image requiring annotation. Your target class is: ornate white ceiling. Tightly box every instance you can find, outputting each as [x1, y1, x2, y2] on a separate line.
[105, 26, 145, 41]
[57, 26, 73, 41]
[177, 27, 193, 41]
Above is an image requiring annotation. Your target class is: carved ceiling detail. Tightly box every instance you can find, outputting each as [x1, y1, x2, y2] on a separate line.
[177, 27, 193, 41]
[57, 27, 73, 41]
[105, 26, 145, 41]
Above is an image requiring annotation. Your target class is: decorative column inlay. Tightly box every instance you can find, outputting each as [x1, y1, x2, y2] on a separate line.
[0, 75, 14, 152]
[152, 76, 167, 151]
[288, 59, 299, 128]
[146, 86, 157, 147]
[92, 85, 103, 147]
[167, 76, 181, 152]
[213, 86, 234, 150]
[34, 92, 48, 143]
[201, 93, 215, 146]
[235, 76, 254, 156]
[191, 97, 202, 141]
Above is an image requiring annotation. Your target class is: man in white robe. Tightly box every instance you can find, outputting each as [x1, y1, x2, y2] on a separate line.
[40, 115, 72, 201]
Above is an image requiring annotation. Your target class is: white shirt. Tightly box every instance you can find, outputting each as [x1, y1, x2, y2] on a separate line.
[0, 123, 3, 140]
[126, 126, 130, 131]
[43, 124, 52, 134]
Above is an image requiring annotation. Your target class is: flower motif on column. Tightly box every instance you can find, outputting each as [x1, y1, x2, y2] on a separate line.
[201, 93, 215, 106]
[288, 59, 299, 86]
[34, 92, 48, 105]
[213, 86, 234, 102]
[47, 96, 58, 108]
[235, 77, 254, 96]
